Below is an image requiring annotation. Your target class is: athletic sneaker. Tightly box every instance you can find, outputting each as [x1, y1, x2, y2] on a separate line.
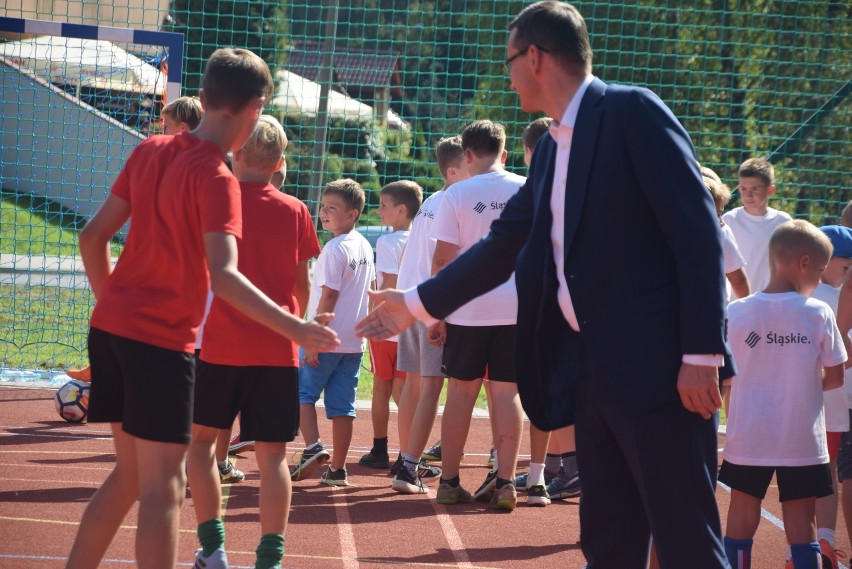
[819, 539, 843, 569]
[290, 443, 331, 481]
[392, 466, 427, 494]
[219, 459, 245, 484]
[546, 468, 581, 500]
[228, 433, 255, 454]
[526, 484, 550, 507]
[422, 442, 464, 463]
[513, 471, 556, 490]
[320, 466, 349, 487]
[417, 460, 442, 479]
[436, 482, 473, 505]
[358, 450, 390, 469]
[193, 547, 228, 569]
[489, 483, 517, 511]
[389, 455, 403, 476]
[473, 470, 498, 502]
[487, 447, 495, 468]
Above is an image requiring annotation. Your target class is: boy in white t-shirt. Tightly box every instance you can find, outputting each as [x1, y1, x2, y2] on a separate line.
[429, 120, 526, 511]
[722, 220, 846, 569]
[721, 157, 792, 298]
[359, 181, 423, 469]
[811, 225, 852, 568]
[291, 179, 375, 487]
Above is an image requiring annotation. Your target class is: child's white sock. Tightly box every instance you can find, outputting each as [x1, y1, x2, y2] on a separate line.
[528, 462, 546, 487]
[817, 527, 835, 548]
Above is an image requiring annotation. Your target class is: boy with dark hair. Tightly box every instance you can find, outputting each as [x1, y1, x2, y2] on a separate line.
[188, 115, 320, 569]
[67, 49, 338, 569]
[360, 181, 423, 468]
[723, 220, 846, 569]
[292, 179, 374, 487]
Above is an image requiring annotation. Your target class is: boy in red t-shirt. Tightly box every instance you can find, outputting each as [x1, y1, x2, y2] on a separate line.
[67, 49, 338, 569]
[188, 115, 321, 569]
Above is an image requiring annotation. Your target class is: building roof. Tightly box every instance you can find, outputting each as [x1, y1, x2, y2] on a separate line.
[287, 42, 399, 88]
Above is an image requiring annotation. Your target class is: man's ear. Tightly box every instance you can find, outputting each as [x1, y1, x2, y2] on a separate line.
[500, 149, 508, 164]
[198, 89, 207, 110]
[767, 184, 776, 196]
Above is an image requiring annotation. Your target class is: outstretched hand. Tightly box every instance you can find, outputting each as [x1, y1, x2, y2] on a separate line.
[356, 289, 416, 340]
[677, 363, 722, 419]
[294, 312, 339, 353]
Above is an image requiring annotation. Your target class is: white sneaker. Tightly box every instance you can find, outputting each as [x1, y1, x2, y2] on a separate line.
[193, 547, 228, 569]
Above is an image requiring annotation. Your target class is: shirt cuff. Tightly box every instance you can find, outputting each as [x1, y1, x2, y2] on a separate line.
[403, 287, 440, 327]
[682, 354, 724, 367]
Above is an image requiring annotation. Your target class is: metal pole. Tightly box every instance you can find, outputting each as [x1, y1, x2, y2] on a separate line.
[306, 0, 340, 222]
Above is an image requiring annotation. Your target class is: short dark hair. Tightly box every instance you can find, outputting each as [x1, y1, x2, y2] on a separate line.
[738, 157, 774, 187]
[509, 1, 592, 69]
[381, 181, 423, 221]
[461, 120, 505, 158]
[323, 178, 366, 214]
[435, 136, 464, 178]
[522, 117, 553, 150]
[202, 48, 274, 112]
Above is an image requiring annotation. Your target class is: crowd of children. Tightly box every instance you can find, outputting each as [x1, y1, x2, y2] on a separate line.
[70, 45, 852, 569]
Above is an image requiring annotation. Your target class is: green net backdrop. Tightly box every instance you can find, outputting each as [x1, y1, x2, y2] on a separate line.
[1, 0, 850, 373]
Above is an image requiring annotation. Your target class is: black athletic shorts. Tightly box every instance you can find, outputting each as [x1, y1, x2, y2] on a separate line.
[193, 360, 300, 443]
[87, 327, 195, 444]
[441, 324, 516, 382]
[718, 460, 834, 502]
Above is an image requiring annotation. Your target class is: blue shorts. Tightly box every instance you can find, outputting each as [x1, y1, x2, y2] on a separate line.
[298, 350, 362, 419]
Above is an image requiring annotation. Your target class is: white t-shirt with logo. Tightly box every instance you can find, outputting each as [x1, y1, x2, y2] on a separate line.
[721, 207, 792, 298]
[307, 231, 375, 353]
[811, 282, 852, 424]
[397, 190, 444, 291]
[375, 230, 409, 290]
[721, 223, 746, 303]
[430, 170, 525, 326]
[725, 291, 847, 466]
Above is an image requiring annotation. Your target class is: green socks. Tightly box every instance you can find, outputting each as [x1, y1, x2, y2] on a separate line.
[256, 533, 285, 569]
[197, 518, 225, 556]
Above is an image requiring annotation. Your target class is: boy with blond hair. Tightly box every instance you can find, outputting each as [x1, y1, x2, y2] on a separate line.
[292, 179, 374, 487]
[722, 157, 792, 298]
[722, 220, 846, 569]
[188, 115, 321, 569]
[161, 95, 203, 134]
[360, 180, 423, 468]
[68, 49, 338, 569]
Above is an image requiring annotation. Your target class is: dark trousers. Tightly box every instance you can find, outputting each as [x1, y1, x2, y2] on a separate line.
[575, 369, 729, 569]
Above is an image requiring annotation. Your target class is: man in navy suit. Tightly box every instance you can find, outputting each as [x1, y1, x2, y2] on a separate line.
[357, 2, 730, 567]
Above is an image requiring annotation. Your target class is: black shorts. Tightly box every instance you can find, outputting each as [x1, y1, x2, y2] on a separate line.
[718, 460, 834, 502]
[193, 360, 300, 443]
[87, 327, 195, 444]
[442, 324, 516, 382]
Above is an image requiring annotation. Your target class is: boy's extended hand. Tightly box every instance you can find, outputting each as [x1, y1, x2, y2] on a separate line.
[677, 363, 722, 419]
[296, 312, 339, 355]
[427, 320, 446, 347]
[356, 289, 416, 340]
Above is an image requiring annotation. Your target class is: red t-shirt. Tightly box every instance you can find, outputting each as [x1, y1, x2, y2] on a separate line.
[90, 133, 242, 352]
[200, 182, 321, 366]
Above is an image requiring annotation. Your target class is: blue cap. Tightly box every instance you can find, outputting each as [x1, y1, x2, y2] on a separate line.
[820, 225, 852, 259]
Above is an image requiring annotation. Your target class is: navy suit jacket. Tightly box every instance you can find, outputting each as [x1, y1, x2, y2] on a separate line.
[419, 78, 729, 430]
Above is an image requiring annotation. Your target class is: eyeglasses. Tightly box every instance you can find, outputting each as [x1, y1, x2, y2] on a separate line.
[503, 44, 550, 76]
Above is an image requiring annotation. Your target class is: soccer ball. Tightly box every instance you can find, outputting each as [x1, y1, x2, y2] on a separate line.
[54, 379, 90, 423]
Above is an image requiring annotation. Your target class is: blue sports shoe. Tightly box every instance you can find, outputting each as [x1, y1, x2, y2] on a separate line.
[546, 468, 581, 500]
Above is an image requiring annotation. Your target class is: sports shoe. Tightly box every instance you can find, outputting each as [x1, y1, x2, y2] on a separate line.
[487, 447, 495, 468]
[219, 459, 245, 484]
[290, 443, 331, 481]
[66, 365, 91, 382]
[436, 482, 473, 504]
[819, 539, 843, 569]
[320, 466, 349, 486]
[228, 433, 255, 454]
[422, 441, 442, 461]
[513, 470, 556, 490]
[417, 460, 442, 479]
[392, 466, 427, 494]
[526, 484, 550, 507]
[359, 450, 390, 469]
[546, 468, 581, 500]
[193, 547, 228, 569]
[473, 470, 498, 502]
[389, 455, 403, 476]
[489, 483, 517, 511]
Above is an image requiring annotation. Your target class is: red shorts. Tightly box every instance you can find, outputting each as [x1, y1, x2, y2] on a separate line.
[828, 431, 842, 461]
[369, 339, 405, 381]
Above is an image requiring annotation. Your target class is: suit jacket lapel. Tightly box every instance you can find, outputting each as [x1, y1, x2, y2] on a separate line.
[563, 78, 606, 256]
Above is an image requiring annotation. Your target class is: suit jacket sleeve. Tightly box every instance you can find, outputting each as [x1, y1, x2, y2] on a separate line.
[417, 172, 535, 320]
